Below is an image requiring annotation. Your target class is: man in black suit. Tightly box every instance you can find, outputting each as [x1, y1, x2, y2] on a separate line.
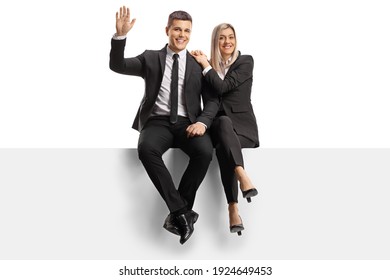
[109, 6, 219, 244]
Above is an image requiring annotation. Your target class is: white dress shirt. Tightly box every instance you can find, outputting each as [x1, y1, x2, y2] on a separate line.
[113, 34, 188, 118]
[112, 34, 209, 127]
[152, 47, 188, 118]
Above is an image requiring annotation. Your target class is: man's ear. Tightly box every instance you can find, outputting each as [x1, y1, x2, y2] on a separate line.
[165, 26, 169, 36]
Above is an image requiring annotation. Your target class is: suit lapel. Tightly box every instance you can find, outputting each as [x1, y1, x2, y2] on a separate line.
[184, 51, 194, 86]
[159, 46, 167, 75]
[225, 52, 241, 76]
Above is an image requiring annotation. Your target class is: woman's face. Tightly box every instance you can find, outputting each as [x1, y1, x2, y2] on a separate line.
[218, 27, 236, 60]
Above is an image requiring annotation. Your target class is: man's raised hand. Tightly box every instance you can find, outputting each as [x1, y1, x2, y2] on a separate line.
[116, 6, 136, 36]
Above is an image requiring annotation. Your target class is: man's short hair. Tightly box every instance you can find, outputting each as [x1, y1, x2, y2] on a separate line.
[167, 11, 192, 28]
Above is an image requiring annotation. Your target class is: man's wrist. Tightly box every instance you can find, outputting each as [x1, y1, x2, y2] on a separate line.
[196, 121, 207, 129]
[113, 33, 127, 40]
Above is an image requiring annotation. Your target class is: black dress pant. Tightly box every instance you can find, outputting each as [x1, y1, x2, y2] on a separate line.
[138, 116, 213, 213]
[210, 115, 256, 204]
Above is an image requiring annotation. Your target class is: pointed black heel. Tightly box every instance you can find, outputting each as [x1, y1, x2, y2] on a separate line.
[230, 216, 244, 236]
[241, 188, 258, 203]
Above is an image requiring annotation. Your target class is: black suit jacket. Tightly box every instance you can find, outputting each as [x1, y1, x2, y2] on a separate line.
[204, 53, 259, 147]
[109, 38, 219, 131]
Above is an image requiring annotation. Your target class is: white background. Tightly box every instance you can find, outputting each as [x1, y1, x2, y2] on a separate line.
[1, 0, 389, 148]
[1, 3, 389, 278]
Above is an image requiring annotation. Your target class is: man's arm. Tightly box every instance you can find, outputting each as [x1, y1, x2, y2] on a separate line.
[186, 80, 220, 138]
[109, 6, 144, 76]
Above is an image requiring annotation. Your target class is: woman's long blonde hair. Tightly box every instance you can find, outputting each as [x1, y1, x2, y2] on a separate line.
[210, 23, 239, 74]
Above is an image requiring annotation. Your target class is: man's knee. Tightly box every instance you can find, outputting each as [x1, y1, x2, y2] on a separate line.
[200, 147, 213, 163]
[192, 141, 213, 163]
[138, 141, 160, 162]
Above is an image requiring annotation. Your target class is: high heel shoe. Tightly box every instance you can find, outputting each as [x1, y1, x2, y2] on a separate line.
[241, 188, 258, 203]
[230, 216, 244, 236]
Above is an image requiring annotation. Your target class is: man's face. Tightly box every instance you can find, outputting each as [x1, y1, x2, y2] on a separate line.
[166, 19, 192, 53]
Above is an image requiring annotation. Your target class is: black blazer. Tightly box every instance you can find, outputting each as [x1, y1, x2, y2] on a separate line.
[109, 38, 219, 131]
[204, 53, 259, 147]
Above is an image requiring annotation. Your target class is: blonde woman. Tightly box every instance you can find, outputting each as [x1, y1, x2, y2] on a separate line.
[191, 23, 259, 236]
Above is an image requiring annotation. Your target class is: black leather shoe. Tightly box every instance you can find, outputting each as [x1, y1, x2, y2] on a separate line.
[241, 188, 258, 203]
[186, 210, 199, 224]
[163, 210, 199, 236]
[174, 210, 199, 244]
[163, 213, 180, 236]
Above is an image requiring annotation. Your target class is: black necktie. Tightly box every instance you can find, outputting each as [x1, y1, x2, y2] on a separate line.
[170, 53, 179, 124]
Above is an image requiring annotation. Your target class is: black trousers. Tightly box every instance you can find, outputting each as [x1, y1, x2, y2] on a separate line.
[138, 116, 213, 213]
[210, 115, 256, 204]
